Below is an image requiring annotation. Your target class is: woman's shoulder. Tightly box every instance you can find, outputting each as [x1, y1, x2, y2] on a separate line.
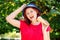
[20, 20, 27, 27]
[20, 20, 25, 23]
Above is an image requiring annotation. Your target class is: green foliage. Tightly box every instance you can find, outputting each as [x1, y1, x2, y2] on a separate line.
[0, 0, 60, 40]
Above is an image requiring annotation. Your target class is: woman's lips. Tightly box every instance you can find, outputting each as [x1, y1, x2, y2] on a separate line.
[30, 16, 34, 19]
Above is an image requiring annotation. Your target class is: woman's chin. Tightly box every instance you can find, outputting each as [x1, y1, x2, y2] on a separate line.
[30, 19, 35, 21]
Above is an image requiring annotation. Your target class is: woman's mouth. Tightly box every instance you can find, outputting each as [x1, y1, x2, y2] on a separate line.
[30, 16, 34, 19]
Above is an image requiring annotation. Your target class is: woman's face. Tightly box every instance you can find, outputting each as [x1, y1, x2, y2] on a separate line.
[25, 8, 37, 21]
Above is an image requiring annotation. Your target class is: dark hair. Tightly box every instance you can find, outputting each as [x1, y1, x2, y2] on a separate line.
[23, 7, 41, 25]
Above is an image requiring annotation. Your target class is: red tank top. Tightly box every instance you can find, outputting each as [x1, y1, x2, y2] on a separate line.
[20, 20, 51, 40]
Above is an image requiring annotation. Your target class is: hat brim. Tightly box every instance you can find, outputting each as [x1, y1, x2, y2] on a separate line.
[22, 6, 42, 16]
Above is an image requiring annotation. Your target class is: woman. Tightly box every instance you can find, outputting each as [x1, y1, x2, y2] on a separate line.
[6, 3, 51, 40]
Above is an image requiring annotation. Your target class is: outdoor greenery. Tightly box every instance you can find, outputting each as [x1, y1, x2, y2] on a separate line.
[0, 0, 60, 40]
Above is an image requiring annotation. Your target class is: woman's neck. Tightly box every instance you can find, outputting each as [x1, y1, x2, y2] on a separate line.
[31, 19, 39, 25]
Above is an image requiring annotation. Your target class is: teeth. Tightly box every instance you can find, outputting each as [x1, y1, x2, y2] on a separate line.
[30, 16, 34, 19]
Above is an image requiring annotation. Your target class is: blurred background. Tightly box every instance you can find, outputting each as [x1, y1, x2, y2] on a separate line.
[0, 0, 60, 40]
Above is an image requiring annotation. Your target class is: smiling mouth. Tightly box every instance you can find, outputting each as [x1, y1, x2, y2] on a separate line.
[30, 16, 34, 19]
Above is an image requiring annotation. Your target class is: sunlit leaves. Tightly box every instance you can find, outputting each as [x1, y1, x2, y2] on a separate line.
[20, 0, 25, 2]
[49, 17, 52, 21]
[50, 9, 60, 15]
[55, 32, 59, 36]
[14, 0, 19, 2]
[0, 1, 19, 34]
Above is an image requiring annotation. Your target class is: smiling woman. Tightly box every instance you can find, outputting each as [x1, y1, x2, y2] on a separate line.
[23, 7, 40, 25]
[6, 2, 51, 40]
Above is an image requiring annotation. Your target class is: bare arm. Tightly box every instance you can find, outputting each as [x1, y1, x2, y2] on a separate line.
[42, 25, 50, 40]
[43, 31, 50, 40]
[37, 16, 50, 40]
[6, 4, 26, 28]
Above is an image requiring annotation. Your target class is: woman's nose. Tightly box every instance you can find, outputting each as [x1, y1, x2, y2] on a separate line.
[29, 13, 33, 16]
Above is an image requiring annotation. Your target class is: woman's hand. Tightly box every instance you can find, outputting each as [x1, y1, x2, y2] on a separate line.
[37, 16, 49, 26]
[21, 4, 27, 10]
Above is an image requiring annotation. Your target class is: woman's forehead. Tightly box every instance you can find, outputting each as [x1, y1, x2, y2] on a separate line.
[26, 8, 34, 11]
[24, 7, 39, 14]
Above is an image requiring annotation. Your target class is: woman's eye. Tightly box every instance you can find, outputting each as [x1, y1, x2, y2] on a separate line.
[27, 13, 29, 15]
[30, 11, 33, 13]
